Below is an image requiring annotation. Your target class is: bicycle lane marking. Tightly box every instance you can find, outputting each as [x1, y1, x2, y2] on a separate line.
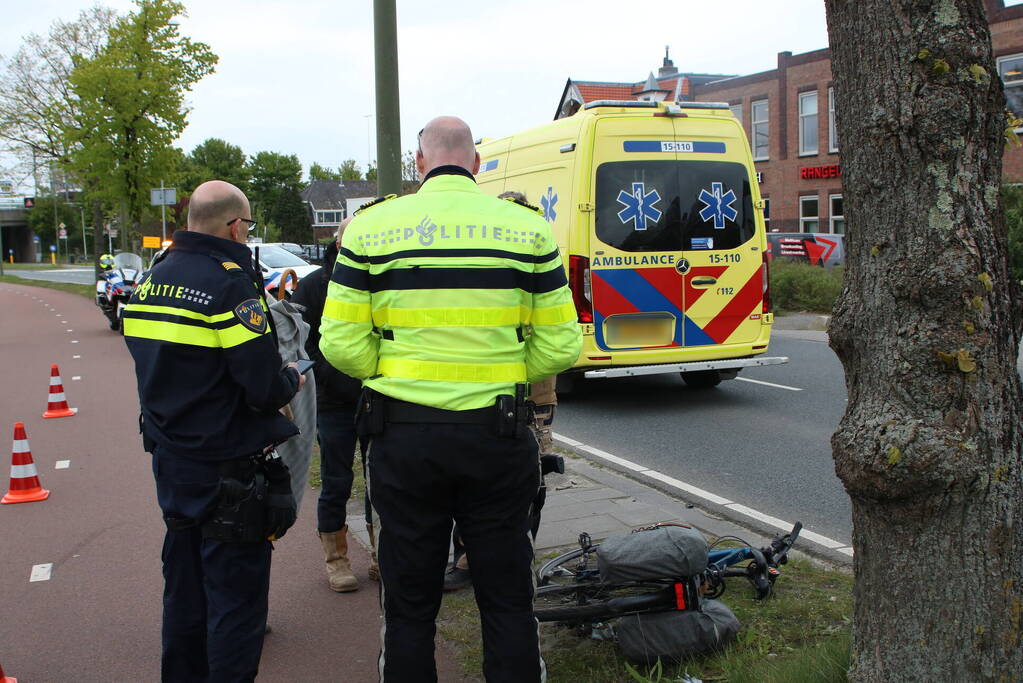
[553, 432, 855, 558]
[734, 377, 802, 391]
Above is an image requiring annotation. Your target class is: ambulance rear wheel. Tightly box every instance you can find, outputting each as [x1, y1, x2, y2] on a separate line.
[681, 370, 721, 389]
[555, 373, 579, 395]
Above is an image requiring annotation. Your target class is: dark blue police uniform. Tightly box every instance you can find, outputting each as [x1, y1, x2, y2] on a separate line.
[124, 230, 300, 682]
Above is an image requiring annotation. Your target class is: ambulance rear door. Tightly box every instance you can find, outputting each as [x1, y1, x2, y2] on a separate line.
[589, 115, 684, 352]
[671, 116, 761, 348]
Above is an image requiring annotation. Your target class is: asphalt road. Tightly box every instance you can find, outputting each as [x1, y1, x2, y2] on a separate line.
[0, 282, 468, 682]
[11, 267, 96, 285]
[555, 330, 852, 547]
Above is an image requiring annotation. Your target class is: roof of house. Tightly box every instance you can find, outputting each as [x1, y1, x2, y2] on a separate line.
[300, 180, 346, 210]
[557, 71, 734, 118]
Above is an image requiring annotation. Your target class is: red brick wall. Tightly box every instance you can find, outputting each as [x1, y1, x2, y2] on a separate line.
[691, 7, 1023, 232]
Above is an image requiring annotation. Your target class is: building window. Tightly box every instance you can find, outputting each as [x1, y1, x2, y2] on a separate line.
[729, 103, 742, 124]
[828, 87, 838, 153]
[316, 210, 342, 224]
[998, 54, 1023, 124]
[799, 91, 818, 156]
[763, 197, 771, 230]
[752, 99, 769, 160]
[830, 195, 845, 234]
[800, 195, 819, 233]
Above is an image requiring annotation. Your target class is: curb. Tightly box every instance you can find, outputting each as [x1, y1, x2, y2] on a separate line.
[553, 434, 854, 568]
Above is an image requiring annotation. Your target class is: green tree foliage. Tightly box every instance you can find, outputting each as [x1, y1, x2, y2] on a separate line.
[401, 150, 418, 182]
[340, 159, 362, 180]
[1002, 184, 1023, 282]
[247, 151, 309, 243]
[366, 162, 378, 182]
[309, 162, 342, 182]
[182, 138, 249, 193]
[25, 195, 83, 249]
[66, 0, 217, 244]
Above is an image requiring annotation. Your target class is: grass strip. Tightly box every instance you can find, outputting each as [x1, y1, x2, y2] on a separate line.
[0, 274, 94, 299]
[438, 553, 851, 682]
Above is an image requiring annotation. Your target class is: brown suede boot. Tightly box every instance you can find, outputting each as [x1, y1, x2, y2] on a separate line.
[319, 528, 359, 593]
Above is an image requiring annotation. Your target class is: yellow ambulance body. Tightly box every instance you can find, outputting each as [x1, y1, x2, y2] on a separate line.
[476, 100, 786, 388]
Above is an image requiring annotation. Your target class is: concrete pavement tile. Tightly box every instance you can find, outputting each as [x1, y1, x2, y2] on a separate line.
[564, 486, 628, 502]
[606, 499, 682, 527]
[537, 490, 584, 508]
[535, 514, 630, 550]
[540, 499, 624, 523]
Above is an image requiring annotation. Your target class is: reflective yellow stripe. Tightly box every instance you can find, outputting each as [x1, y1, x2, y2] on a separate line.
[531, 301, 578, 326]
[372, 305, 527, 328]
[377, 357, 526, 383]
[123, 318, 220, 347]
[323, 298, 372, 323]
[218, 322, 264, 348]
[125, 304, 234, 324]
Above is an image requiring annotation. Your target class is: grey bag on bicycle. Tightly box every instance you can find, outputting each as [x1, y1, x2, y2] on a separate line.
[615, 599, 740, 663]
[596, 524, 709, 583]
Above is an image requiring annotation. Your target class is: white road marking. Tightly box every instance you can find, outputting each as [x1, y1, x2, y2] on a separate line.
[55, 460, 70, 469]
[71, 340, 79, 344]
[735, 377, 803, 391]
[554, 433, 850, 556]
[71, 376, 81, 381]
[66, 329, 73, 332]
[72, 355, 81, 359]
[30, 563, 53, 582]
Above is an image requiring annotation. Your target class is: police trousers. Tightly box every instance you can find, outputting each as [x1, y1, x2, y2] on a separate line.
[367, 422, 544, 683]
[153, 448, 272, 683]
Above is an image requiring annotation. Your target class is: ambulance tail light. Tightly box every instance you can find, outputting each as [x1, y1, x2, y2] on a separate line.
[762, 252, 771, 314]
[569, 255, 593, 324]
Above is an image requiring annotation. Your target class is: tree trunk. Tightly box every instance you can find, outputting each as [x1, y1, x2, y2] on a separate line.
[91, 199, 104, 281]
[824, 1, 1023, 680]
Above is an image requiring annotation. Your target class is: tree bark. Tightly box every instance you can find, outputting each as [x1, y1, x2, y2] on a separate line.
[824, 1, 1023, 680]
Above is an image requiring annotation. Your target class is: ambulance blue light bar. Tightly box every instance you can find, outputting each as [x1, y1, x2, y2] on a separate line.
[584, 100, 658, 110]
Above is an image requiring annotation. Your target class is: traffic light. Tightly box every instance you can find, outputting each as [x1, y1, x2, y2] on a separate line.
[23, 197, 35, 208]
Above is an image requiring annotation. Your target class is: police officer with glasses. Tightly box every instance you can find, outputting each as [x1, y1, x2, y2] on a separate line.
[124, 180, 305, 682]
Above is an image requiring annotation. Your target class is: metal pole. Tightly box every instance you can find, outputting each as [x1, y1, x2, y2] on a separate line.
[374, 0, 401, 196]
[108, 225, 112, 254]
[365, 114, 373, 177]
[161, 179, 167, 241]
[53, 196, 59, 265]
[0, 211, 5, 277]
[80, 205, 87, 260]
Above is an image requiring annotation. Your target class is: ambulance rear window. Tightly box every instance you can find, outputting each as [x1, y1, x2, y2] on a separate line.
[595, 160, 755, 252]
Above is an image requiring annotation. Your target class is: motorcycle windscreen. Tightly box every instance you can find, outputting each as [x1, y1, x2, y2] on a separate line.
[592, 160, 757, 349]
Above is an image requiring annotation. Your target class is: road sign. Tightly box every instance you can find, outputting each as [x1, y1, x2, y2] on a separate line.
[150, 187, 177, 206]
[24, 197, 35, 209]
[0, 180, 13, 194]
[33, 236, 40, 242]
[107, 228, 119, 238]
[142, 235, 162, 249]
[58, 228, 67, 239]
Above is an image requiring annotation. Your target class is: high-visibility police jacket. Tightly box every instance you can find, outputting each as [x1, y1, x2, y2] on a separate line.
[319, 167, 583, 411]
[123, 230, 300, 460]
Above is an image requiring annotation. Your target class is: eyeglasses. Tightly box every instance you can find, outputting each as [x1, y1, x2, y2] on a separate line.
[228, 217, 257, 233]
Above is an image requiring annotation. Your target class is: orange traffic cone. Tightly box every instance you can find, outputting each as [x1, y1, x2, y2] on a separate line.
[1, 422, 50, 504]
[42, 363, 75, 418]
[0, 660, 17, 682]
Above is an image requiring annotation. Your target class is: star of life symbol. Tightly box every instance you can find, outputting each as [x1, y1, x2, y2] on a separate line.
[540, 186, 558, 223]
[416, 215, 437, 246]
[616, 182, 662, 231]
[697, 182, 738, 230]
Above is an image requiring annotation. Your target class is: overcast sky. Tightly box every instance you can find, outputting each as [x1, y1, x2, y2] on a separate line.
[1, 0, 835, 187]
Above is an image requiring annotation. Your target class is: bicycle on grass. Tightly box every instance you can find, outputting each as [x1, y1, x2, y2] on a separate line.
[533, 521, 803, 624]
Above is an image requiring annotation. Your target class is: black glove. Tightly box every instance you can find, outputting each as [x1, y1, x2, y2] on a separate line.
[261, 449, 296, 541]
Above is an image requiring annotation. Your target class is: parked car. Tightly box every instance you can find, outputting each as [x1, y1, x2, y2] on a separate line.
[246, 243, 321, 294]
[766, 232, 845, 268]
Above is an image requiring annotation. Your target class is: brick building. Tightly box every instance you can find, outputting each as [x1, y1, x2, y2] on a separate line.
[555, 0, 1023, 234]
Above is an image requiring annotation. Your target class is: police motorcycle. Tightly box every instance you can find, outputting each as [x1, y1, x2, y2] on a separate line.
[96, 252, 145, 333]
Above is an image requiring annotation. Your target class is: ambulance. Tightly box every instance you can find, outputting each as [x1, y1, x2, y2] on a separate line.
[476, 99, 787, 389]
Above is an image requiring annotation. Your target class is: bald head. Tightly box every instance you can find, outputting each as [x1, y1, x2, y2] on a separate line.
[188, 180, 250, 242]
[415, 116, 480, 180]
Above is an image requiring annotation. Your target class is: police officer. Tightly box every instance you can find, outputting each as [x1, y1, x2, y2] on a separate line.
[320, 116, 582, 682]
[123, 180, 305, 682]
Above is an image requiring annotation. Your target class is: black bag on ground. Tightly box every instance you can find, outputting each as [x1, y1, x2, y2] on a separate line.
[615, 599, 741, 663]
[596, 524, 709, 583]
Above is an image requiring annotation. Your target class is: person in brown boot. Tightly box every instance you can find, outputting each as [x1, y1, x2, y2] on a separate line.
[292, 225, 365, 592]
[319, 526, 359, 592]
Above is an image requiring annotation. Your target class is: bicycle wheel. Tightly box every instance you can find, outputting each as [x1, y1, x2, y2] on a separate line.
[534, 581, 676, 623]
[536, 547, 595, 587]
